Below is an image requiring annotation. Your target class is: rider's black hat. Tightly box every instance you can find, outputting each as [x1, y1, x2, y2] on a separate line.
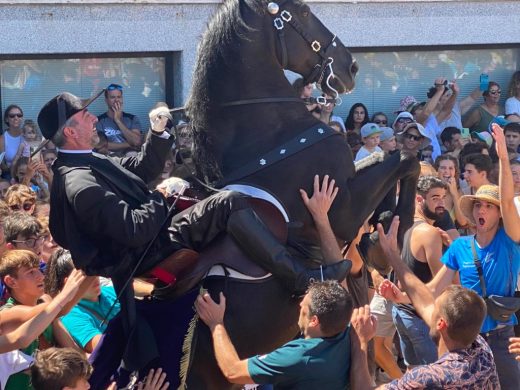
[37, 90, 103, 140]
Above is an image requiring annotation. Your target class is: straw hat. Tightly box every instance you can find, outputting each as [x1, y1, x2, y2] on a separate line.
[459, 184, 500, 224]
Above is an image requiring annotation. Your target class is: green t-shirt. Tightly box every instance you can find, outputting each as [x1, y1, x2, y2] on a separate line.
[247, 328, 350, 389]
[0, 298, 55, 390]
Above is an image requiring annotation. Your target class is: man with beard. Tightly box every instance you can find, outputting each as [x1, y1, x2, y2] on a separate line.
[379, 125, 520, 390]
[391, 176, 449, 368]
[348, 216, 500, 390]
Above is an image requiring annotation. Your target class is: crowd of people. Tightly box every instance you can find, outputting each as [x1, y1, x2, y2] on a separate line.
[0, 68, 518, 390]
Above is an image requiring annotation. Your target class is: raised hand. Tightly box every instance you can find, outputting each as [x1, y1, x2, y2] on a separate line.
[137, 368, 170, 390]
[350, 305, 377, 346]
[491, 123, 508, 161]
[376, 215, 400, 258]
[56, 268, 86, 304]
[379, 279, 409, 304]
[299, 174, 338, 223]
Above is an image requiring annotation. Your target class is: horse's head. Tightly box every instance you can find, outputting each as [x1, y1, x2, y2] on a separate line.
[264, 0, 357, 97]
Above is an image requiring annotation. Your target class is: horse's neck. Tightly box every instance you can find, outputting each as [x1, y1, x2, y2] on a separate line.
[210, 54, 316, 175]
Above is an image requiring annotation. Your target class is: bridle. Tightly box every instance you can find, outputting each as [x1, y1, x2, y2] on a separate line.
[220, 1, 344, 108]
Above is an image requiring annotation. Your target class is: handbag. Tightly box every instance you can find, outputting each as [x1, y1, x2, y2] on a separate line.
[471, 238, 520, 322]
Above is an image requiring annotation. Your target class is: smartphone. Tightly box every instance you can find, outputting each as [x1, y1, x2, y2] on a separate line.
[480, 74, 489, 92]
[461, 127, 471, 138]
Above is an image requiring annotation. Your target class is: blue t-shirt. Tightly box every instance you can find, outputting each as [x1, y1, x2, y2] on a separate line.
[61, 286, 120, 348]
[441, 228, 520, 332]
[247, 328, 350, 390]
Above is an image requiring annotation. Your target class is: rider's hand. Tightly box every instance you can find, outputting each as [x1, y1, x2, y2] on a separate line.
[149, 106, 172, 133]
[509, 337, 520, 361]
[195, 292, 226, 330]
[300, 174, 338, 225]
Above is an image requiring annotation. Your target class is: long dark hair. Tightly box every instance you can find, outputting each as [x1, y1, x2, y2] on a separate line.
[344, 103, 368, 131]
[3, 104, 23, 127]
[44, 248, 74, 297]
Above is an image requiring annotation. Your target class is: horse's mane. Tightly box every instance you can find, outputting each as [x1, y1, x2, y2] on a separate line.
[185, 0, 265, 181]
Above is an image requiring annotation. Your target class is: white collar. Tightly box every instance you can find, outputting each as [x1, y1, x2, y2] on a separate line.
[58, 149, 93, 154]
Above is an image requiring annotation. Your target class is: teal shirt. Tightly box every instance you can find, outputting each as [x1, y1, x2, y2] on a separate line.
[61, 286, 120, 348]
[247, 328, 350, 389]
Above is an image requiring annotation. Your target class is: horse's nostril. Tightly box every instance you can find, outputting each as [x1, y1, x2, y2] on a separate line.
[350, 60, 359, 76]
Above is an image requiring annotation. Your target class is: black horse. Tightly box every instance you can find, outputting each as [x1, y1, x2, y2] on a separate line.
[175, 0, 419, 388]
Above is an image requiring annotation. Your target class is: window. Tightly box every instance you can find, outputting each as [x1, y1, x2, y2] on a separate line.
[327, 46, 519, 123]
[0, 56, 166, 135]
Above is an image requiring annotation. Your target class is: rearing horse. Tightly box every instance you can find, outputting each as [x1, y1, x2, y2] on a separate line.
[187, 0, 418, 250]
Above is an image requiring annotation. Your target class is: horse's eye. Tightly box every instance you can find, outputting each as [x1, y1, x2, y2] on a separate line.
[302, 11, 309, 17]
[301, 5, 310, 18]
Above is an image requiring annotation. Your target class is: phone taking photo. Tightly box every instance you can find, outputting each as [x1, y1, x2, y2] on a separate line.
[480, 74, 489, 92]
[461, 127, 470, 138]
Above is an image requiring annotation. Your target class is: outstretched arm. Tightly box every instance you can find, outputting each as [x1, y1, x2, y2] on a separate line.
[195, 292, 253, 384]
[300, 175, 342, 263]
[0, 269, 85, 353]
[491, 123, 520, 242]
[377, 217, 444, 327]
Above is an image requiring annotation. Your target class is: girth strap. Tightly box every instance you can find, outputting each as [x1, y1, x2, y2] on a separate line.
[217, 123, 337, 186]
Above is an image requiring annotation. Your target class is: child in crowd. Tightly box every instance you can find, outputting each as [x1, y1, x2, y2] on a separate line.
[41, 149, 57, 171]
[0, 250, 78, 390]
[378, 127, 397, 153]
[355, 123, 383, 161]
[4, 185, 36, 215]
[45, 249, 119, 353]
[504, 122, 520, 155]
[21, 120, 42, 152]
[31, 347, 169, 390]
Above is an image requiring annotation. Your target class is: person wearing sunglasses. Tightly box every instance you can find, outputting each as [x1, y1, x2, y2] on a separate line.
[0, 104, 25, 170]
[463, 81, 504, 133]
[396, 122, 432, 158]
[96, 83, 143, 156]
[4, 184, 37, 215]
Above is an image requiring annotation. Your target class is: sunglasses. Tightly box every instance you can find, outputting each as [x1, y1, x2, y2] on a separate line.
[374, 120, 387, 125]
[404, 133, 423, 142]
[107, 84, 123, 91]
[12, 235, 45, 248]
[8, 113, 23, 118]
[397, 118, 413, 124]
[10, 202, 34, 212]
[489, 90, 501, 95]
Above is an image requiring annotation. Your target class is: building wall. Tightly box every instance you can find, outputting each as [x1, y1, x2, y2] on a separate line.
[0, 0, 518, 105]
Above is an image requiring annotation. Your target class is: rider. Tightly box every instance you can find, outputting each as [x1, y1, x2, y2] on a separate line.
[37, 92, 350, 368]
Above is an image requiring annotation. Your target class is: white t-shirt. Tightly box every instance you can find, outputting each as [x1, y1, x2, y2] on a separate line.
[0, 350, 33, 390]
[355, 145, 382, 161]
[424, 114, 442, 160]
[438, 102, 462, 131]
[505, 97, 520, 116]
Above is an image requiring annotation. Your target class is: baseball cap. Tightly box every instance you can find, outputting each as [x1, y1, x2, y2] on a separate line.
[397, 122, 432, 149]
[379, 127, 395, 142]
[37, 90, 104, 140]
[471, 131, 493, 147]
[360, 123, 383, 138]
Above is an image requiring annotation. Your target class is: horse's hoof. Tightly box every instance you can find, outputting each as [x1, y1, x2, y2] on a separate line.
[357, 232, 392, 275]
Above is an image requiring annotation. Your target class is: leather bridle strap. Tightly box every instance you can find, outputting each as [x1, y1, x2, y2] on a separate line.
[270, 7, 337, 85]
[221, 97, 304, 107]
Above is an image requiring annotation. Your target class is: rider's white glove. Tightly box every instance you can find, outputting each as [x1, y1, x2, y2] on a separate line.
[149, 105, 172, 133]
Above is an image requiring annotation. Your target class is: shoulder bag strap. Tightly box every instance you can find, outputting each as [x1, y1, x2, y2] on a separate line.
[471, 237, 488, 299]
